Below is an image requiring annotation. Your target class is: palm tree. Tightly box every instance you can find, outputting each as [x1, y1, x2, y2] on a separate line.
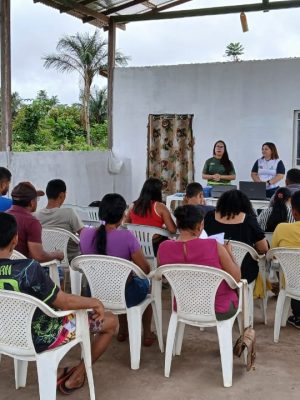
[90, 87, 107, 124]
[225, 42, 244, 62]
[43, 30, 129, 144]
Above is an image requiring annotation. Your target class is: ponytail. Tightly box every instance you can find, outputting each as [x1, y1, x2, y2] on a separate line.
[95, 224, 107, 255]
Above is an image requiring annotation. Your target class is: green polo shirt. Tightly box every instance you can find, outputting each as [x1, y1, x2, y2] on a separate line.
[202, 157, 235, 185]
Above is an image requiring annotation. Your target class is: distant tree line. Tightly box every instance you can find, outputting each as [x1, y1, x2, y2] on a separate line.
[1, 88, 108, 151]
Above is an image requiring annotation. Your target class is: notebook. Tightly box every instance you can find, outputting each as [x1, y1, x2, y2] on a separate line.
[239, 181, 267, 200]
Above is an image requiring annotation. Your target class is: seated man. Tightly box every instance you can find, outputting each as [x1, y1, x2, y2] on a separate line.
[0, 212, 117, 394]
[7, 181, 64, 262]
[272, 190, 300, 328]
[0, 167, 12, 211]
[35, 179, 84, 261]
[184, 182, 215, 216]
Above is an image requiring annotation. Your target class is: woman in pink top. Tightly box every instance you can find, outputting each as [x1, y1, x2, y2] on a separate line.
[158, 205, 241, 319]
[125, 177, 176, 254]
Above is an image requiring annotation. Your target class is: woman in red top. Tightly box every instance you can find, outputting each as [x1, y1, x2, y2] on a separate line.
[125, 178, 176, 253]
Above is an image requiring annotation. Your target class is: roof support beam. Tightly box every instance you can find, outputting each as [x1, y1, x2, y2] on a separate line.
[146, 0, 192, 14]
[1, 0, 12, 152]
[112, 0, 300, 22]
[107, 19, 116, 149]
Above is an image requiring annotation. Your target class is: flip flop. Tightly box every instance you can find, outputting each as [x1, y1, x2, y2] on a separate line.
[57, 367, 76, 387]
[58, 374, 85, 395]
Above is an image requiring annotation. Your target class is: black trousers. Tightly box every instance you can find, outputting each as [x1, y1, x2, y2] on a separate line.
[291, 299, 300, 318]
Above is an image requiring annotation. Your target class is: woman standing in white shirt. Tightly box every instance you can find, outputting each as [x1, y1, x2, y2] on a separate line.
[251, 142, 285, 198]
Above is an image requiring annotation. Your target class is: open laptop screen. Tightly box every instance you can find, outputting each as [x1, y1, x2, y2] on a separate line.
[239, 181, 267, 200]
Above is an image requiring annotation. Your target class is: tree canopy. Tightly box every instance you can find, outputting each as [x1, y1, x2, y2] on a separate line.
[43, 30, 129, 144]
[225, 42, 244, 62]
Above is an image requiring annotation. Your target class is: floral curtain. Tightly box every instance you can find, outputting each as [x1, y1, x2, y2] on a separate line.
[147, 114, 194, 198]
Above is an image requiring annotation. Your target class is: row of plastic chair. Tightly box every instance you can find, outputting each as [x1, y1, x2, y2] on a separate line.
[1, 244, 299, 397]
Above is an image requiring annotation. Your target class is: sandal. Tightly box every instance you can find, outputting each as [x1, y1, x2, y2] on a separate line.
[57, 367, 76, 387]
[117, 332, 129, 342]
[58, 374, 85, 395]
[143, 333, 157, 347]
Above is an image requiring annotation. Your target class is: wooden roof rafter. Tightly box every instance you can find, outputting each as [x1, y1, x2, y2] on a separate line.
[111, 0, 300, 22]
[34, 0, 109, 24]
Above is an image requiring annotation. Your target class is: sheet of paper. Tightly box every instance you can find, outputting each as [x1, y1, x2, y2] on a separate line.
[207, 232, 225, 244]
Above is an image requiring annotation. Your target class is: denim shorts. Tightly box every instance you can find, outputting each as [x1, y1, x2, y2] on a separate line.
[125, 276, 150, 308]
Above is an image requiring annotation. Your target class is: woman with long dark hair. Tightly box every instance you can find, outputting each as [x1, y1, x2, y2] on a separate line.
[251, 142, 285, 198]
[80, 193, 156, 346]
[202, 140, 236, 186]
[258, 187, 294, 232]
[204, 189, 268, 283]
[125, 177, 176, 253]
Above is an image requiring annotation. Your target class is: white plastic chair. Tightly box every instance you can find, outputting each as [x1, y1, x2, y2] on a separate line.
[42, 227, 80, 292]
[154, 264, 246, 388]
[70, 255, 164, 369]
[230, 240, 267, 326]
[0, 289, 95, 400]
[267, 248, 300, 342]
[125, 223, 173, 270]
[75, 206, 100, 227]
[10, 250, 60, 287]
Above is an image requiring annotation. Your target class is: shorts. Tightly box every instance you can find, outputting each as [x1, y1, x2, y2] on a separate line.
[33, 311, 103, 353]
[125, 276, 150, 308]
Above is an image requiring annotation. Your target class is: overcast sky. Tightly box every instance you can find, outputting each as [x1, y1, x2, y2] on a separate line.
[10, 0, 300, 104]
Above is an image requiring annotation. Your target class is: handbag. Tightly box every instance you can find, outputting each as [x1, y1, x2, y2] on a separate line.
[233, 276, 256, 371]
[233, 326, 256, 371]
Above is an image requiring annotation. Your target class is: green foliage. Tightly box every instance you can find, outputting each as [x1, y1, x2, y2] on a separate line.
[225, 42, 244, 62]
[11, 90, 108, 152]
[89, 87, 107, 124]
[13, 90, 58, 145]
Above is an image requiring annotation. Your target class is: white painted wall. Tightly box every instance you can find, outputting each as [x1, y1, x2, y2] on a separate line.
[113, 58, 300, 201]
[0, 151, 132, 208]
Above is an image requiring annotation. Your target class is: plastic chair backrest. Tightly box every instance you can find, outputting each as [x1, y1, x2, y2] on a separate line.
[267, 248, 300, 294]
[42, 227, 79, 265]
[71, 255, 147, 310]
[73, 206, 99, 226]
[0, 290, 59, 357]
[10, 250, 26, 260]
[155, 264, 238, 323]
[230, 240, 259, 266]
[125, 223, 171, 259]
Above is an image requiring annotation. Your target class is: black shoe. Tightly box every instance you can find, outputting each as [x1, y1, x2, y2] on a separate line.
[287, 315, 300, 329]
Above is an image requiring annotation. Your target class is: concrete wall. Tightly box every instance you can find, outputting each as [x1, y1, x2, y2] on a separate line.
[113, 58, 300, 201]
[0, 151, 132, 208]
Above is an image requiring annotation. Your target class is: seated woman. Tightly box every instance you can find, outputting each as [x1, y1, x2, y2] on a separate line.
[157, 205, 240, 320]
[125, 177, 177, 254]
[258, 187, 294, 232]
[80, 193, 156, 346]
[204, 190, 269, 284]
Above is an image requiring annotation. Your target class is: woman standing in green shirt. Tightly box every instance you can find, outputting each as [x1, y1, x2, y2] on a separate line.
[202, 140, 236, 185]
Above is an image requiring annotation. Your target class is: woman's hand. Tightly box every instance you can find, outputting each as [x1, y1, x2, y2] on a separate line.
[212, 174, 221, 182]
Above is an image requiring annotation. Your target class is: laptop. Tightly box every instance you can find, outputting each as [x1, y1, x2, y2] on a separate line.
[211, 185, 237, 198]
[239, 181, 267, 200]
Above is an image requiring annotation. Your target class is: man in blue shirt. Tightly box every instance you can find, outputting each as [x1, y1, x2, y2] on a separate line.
[0, 167, 12, 211]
